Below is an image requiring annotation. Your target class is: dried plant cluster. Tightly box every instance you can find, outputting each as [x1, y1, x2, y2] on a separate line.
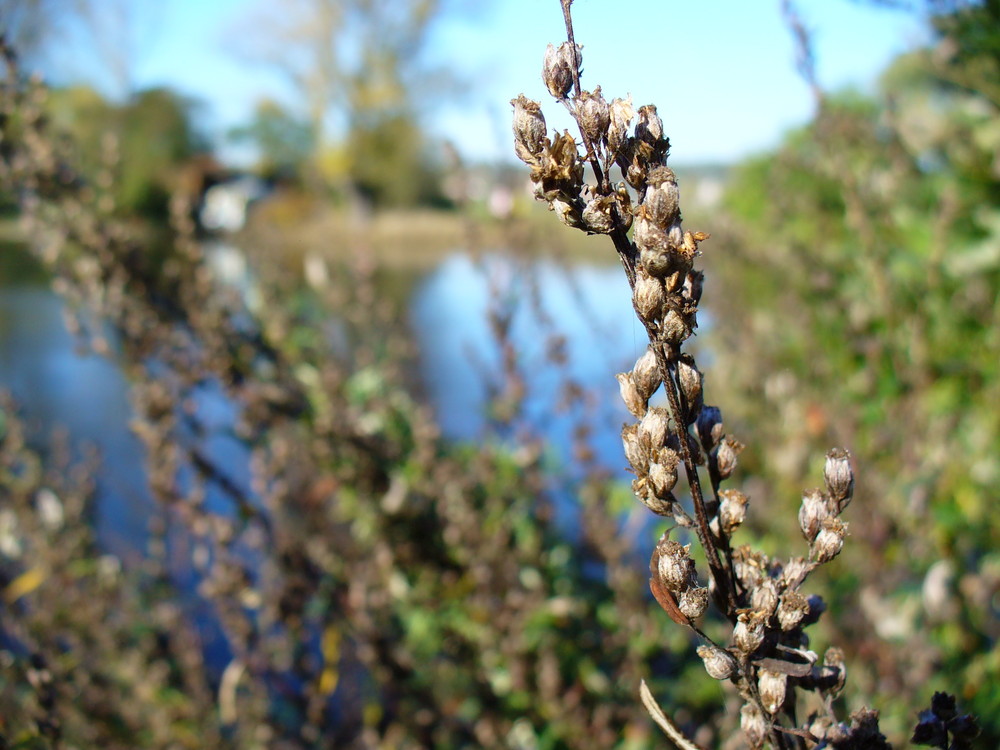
[512, 3, 979, 749]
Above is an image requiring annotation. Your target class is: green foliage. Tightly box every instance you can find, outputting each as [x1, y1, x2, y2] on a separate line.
[712, 8, 1000, 743]
[228, 98, 316, 182]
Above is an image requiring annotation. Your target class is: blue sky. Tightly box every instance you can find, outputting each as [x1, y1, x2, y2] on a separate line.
[62, 0, 929, 166]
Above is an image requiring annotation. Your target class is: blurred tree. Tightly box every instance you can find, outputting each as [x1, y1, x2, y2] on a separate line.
[228, 98, 316, 183]
[229, 0, 472, 206]
[711, 1, 999, 740]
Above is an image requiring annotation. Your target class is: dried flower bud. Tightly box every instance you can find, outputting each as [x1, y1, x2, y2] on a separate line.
[635, 104, 665, 149]
[552, 198, 586, 229]
[733, 545, 770, 590]
[632, 478, 676, 517]
[648, 453, 679, 498]
[797, 488, 828, 543]
[576, 87, 610, 145]
[697, 644, 738, 680]
[740, 702, 767, 749]
[777, 590, 809, 631]
[607, 96, 635, 155]
[676, 354, 703, 419]
[758, 669, 787, 715]
[633, 269, 665, 322]
[639, 407, 670, 450]
[678, 586, 709, 620]
[812, 517, 847, 563]
[751, 578, 779, 618]
[779, 557, 815, 592]
[621, 423, 646, 473]
[714, 435, 744, 480]
[696, 405, 724, 451]
[733, 609, 767, 654]
[542, 42, 579, 99]
[656, 539, 696, 592]
[582, 195, 615, 234]
[823, 647, 846, 697]
[616, 372, 646, 417]
[642, 167, 681, 228]
[631, 347, 660, 401]
[717, 489, 748, 535]
[824, 447, 854, 512]
[660, 308, 693, 346]
[511, 95, 547, 164]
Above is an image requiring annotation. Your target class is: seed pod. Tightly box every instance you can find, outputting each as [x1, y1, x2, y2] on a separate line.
[733, 608, 767, 654]
[778, 556, 815, 591]
[582, 195, 614, 234]
[661, 308, 692, 346]
[740, 702, 767, 750]
[798, 488, 828, 543]
[758, 669, 787, 715]
[616, 372, 646, 417]
[648, 451, 679, 498]
[656, 539, 696, 592]
[696, 405, 724, 451]
[823, 647, 846, 697]
[633, 269, 665, 322]
[631, 347, 660, 401]
[635, 104, 665, 149]
[633, 214, 670, 257]
[678, 586, 709, 620]
[621, 423, 646, 473]
[542, 42, 579, 99]
[576, 87, 610, 145]
[824, 447, 854, 512]
[812, 517, 848, 563]
[676, 354, 702, 418]
[777, 590, 809, 631]
[607, 96, 635, 155]
[639, 408, 670, 450]
[714, 435, 744, 480]
[642, 167, 680, 228]
[552, 198, 586, 229]
[717, 489, 748, 535]
[697, 644, 738, 680]
[751, 578, 779, 618]
[632, 478, 676, 517]
[511, 95, 547, 164]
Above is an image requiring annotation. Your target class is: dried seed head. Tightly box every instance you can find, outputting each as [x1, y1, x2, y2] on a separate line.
[717, 489, 749, 535]
[661, 308, 693, 346]
[697, 644, 738, 680]
[633, 269, 665, 322]
[676, 354, 703, 419]
[733, 608, 768, 654]
[642, 167, 680, 228]
[616, 372, 646, 417]
[635, 104, 665, 150]
[758, 669, 787, 715]
[777, 590, 809, 631]
[656, 539, 696, 592]
[639, 407, 670, 450]
[576, 87, 610, 145]
[552, 198, 586, 229]
[811, 517, 848, 563]
[631, 347, 660, 401]
[714, 435, 744, 480]
[621, 423, 646, 473]
[542, 42, 579, 99]
[696, 405, 724, 451]
[582, 195, 615, 234]
[740, 702, 767, 749]
[607, 96, 635, 155]
[751, 578, 779, 618]
[778, 556, 815, 591]
[632, 477, 676, 517]
[824, 647, 846, 696]
[824, 447, 854, 512]
[733, 545, 770, 590]
[511, 95, 547, 164]
[648, 456, 678, 498]
[798, 488, 828, 543]
[678, 586, 709, 620]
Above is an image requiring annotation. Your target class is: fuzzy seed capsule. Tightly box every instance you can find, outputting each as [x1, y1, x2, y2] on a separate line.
[740, 702, 767, 749]
[750, 578, 779, 618]
[812, 517, 847, 563]
[733, 609, 767, 654]
[631, 347, 660, 401]
[632, 478, 676, 517]
[635, 104, 665, 149]
[697, 644, 738, 680]
[621, 423, 646, 474]
[616, 372, 646, 418]
[576, 87, 610, 145]
[717, 489, 748, 535]
[642, 167, 681, 228]
[511, 95, 547, 164]
[660, 309, 692, 346]
[582, 196, 614, 234]
[633, 270, 665, 322]
[678, 586, 709, 620]
[798, 488, 829, 543]
[758, 669, 787, 715]
[824, 447, 854, 512]
[639, 408, 670, 450]
[676, 354, 703, 419]
[607, 96, 635, 155]
[714, 435, 743, 480]
[656, 539, 696, 592]
[777, 590, 810, 631]
[542, 42, 579, 99]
